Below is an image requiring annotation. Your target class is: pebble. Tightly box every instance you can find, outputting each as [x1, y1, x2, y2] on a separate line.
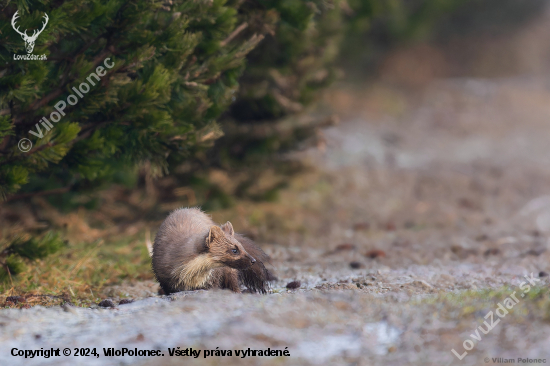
[98, 299, 116, 308]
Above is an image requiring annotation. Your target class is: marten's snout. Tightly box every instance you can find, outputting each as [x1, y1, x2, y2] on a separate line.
[249, 255, 256, 265]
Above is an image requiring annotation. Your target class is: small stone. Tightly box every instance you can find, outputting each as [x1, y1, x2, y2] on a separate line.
[365, 249, 386, 259]
[335, 243, 356, 251]
[98, 299, 116, 308]
[286, 281, 301, 290]
[475, 234, 489, 241]
[539, 271, 548, 278]
[451, 245, 478, 258]
[118, 299, 134, 305]
[6, 296, 25, 304]
[350, 261, 364, 269]
[484, 248, 500, 256]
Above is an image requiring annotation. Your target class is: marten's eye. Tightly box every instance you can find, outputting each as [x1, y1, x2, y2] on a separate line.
[232, 248, 238, 254]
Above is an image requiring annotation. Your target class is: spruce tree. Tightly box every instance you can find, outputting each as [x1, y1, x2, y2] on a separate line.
[0, 0, 266, 200]
[214, 0, 344, 168]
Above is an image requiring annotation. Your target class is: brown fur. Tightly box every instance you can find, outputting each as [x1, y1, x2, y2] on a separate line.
[152, 207, 274, 294]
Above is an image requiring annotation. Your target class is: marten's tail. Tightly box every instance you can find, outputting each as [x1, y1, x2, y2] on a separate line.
[235, 234, 277, 293]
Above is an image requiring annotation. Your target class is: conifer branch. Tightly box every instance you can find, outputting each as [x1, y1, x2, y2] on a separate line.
[220, 22, 248, 47]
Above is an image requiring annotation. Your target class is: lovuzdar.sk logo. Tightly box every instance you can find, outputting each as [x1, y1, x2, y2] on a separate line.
[11, 10, 48, 61]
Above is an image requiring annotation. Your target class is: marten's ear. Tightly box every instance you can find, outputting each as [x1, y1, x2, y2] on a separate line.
[221, 221, 234, 236]
[206, 225, 225, 247]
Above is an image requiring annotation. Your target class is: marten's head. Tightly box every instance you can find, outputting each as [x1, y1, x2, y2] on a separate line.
[206, 222, 256, 269]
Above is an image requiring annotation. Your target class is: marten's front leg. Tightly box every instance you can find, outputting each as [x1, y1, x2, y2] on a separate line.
[212, 267, 241, 292]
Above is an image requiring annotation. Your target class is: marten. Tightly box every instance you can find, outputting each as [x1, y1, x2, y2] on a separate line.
[152, 207, 274, 294]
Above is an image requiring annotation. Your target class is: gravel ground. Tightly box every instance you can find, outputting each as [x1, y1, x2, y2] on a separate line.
[4, 10, 550, 366]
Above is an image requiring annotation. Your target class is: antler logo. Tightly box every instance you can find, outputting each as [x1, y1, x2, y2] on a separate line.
[11, 11, 49, 54]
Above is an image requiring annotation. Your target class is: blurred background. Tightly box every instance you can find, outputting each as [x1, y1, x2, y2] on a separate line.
[2, 0, 550, 363]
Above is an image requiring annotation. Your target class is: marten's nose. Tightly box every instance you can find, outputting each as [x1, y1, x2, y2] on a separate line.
[250, 256, 256, 264]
